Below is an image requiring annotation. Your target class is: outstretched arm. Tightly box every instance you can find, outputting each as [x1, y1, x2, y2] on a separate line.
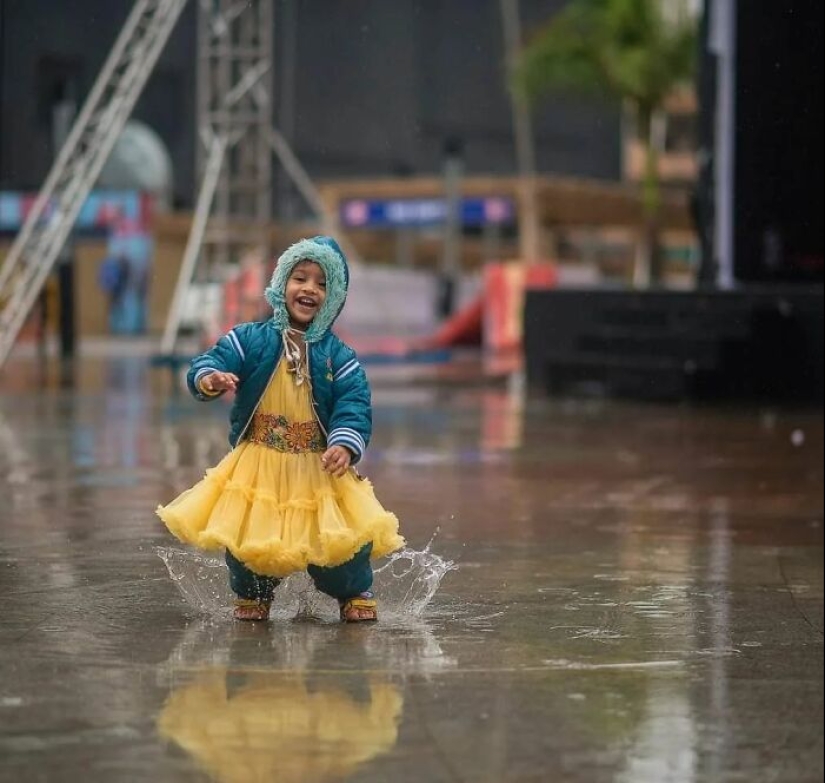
[186, 327, 248, 401]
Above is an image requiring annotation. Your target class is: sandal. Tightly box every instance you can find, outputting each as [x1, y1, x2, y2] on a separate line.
[233, 599, 272, 622]
[339, 592, 378, 623]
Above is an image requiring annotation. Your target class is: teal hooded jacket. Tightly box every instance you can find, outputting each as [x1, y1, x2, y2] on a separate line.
[186, 236, 371, 463]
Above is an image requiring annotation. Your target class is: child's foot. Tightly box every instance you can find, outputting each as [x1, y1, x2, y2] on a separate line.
[233, 600, 272, 622]
[339, 592, 378, 623]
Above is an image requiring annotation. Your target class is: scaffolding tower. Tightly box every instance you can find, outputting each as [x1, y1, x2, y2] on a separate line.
[160, 0, 346, 356]
[0, 0, 191, 369]
[0, 0, 342, 368]
[160, 0, 276, 355]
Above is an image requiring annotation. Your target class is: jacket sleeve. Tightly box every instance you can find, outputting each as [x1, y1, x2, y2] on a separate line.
[327, 345, 372, 464]
[186, 325, 249, 401]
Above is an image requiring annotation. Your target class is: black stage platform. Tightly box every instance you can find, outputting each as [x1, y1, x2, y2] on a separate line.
[524, 287, 824, 403]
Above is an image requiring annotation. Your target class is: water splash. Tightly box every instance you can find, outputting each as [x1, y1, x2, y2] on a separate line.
[156, 535, 457, 621]
[156, 548, 233, 618]
[373, 539, 458, 617]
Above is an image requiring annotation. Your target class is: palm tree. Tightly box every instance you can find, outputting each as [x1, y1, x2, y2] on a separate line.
[517, 0, 698, 286]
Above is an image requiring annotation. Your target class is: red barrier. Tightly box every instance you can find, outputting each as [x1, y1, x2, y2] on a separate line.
[483, 262, 557, 354]
[419, 294, 484, 350]
[337, 262, 558, 363]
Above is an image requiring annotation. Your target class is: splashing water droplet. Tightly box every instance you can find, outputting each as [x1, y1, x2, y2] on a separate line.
[156, 535, 457, 621]
[374, 543, 458, 618]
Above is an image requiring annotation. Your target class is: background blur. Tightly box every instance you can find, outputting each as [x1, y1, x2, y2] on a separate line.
[0, 0, 822, 400]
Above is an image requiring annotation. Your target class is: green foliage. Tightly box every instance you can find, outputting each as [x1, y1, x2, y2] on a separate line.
[517, 0, 698, 282]
[517, 0, 697, 116]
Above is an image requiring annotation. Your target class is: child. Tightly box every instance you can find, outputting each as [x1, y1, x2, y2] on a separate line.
[157, 236, 405, 623]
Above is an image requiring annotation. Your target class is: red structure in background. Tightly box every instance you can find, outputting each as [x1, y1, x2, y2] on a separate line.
[346, 261, 558, 368]
[418, 262, 558, 353]
[220, 249, 269, 339]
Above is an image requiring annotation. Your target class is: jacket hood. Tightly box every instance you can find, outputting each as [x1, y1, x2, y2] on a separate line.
[265, 236, 350, 343]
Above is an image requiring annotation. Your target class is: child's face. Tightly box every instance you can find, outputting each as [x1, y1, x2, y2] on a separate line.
[285, 260, 327, 328]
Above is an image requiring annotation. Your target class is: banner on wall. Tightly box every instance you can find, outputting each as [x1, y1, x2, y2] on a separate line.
[341, 196, 516, 229]
[0, 190, 152, 235]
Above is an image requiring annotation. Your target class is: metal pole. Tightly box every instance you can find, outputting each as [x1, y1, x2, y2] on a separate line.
[198, 0, 273, 271]
[0, 0, 6, 188]
[278, 0, 298, 222]
[710, 0, 737, 289]
[500, 0, 541, 263]
[53, 98, 77, 359]
[161, 136, 227, 355]
[440, 137, 464, 319]
[56, 245, 75, 359]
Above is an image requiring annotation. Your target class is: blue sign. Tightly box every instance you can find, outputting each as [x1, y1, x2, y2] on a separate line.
[341, 197, 516, 229]
[0, 190, 150, 235]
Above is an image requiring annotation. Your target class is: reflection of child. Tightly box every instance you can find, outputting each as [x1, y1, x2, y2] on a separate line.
[157, 237, 405, 622]
[158, 669, 403, 783]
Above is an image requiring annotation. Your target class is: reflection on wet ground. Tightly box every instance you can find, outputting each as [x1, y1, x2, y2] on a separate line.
[0, 356, 822, 783]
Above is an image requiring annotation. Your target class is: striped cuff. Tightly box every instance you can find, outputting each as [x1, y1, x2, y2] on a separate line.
[327, 428, 367, 462]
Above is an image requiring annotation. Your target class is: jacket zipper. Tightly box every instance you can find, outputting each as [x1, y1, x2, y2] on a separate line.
[306, 346, 330, 441]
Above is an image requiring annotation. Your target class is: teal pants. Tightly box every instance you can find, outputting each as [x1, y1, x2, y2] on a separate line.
[225, 544, 374, 603]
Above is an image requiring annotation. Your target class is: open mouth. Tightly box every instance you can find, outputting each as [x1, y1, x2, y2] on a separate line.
[296, 297, 318, 309]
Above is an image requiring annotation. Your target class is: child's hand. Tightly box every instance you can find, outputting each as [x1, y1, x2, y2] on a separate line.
[321, 446, 352, 478]
[200, 372, 239, 394]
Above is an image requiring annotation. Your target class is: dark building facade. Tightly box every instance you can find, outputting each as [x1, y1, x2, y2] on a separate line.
[0, 0, 622, 209]
[732, 0, 824, 282]
[693, 0, 824, 284]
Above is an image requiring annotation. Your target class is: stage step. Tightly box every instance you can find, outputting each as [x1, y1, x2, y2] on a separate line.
[524, 288, 824, 402]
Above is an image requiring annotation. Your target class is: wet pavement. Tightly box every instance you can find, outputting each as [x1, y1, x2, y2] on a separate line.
[0, 355, 822, 783]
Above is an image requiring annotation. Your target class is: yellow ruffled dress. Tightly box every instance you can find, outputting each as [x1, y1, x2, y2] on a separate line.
[157, 360, 404, 578]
